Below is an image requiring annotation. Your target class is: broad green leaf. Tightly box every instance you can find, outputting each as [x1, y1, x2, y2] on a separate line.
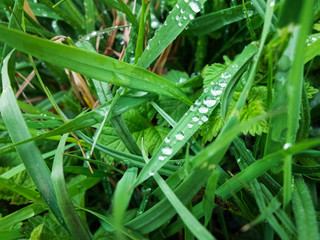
[0, 26, 191, 105]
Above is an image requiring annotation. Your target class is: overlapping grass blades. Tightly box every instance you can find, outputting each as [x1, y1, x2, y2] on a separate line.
[0, 26, 191, 105]
[0, 51, 65, 227]
[133, 43, 258, 187]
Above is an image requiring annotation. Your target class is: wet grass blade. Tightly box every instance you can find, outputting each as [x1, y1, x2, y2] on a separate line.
[51, 134, 93, 240]
[133, 43, 258, 187]
[136, 0, 207, 68]
[113, 167, 138, 239]
[0, 51, 65, 227]
[141, 142, 215, 240]
[0, 26, 191, 105]
[185, 4, 256, 36]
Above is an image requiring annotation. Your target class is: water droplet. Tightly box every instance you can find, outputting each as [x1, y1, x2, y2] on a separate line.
[192, 116, 199, 122]
[164, 137, 170, 143]
[198, 120, 203, 125]
[176, 4, 179, 8]
[190, 105, 196, 111]
[164, 21, 167, 26]
[211, 88, 223, 96]
[201, 116, 208, 122]
[175, 132, 185, 140]
[180, 9, 185, 14]
[146, 45, 150, 50]
[270, 1, 275, 7]
[221, 72, 231, 79]
[189, 14, 195, 20]
[158, 156, 166, 161]
[203, 97, 217, 107]
[199, 106, 208, 114]
[42, 13, 48, 17]
[189, 2, 201, 13]
[219, 82, 227, 87]
[183, 16, 187, 20]
[204, 87, 209, 93]
[162, 146, 173, 155]
[149, 171, 155, 176]
[176, 15, 180, 21]
[283, 143, 292, 150]
[178, 22, 183, 27]
[179, 77, 187, 83]
[195, 99, 201, 105]
[184, 0, 189, 2]
[187, 123, 193, 128]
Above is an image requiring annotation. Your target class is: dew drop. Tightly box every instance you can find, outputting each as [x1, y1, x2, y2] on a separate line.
[189, 2, 201, 13]
[184, 0, 189, 2]
[180, 9, 185, 14]
[162, 146, 173, 155]
[195, 99, 201, 105]
[221, 72, 231, 79]
[183, 16, 187, 20]
[211, 89, 223, 96]
[192, 116, 199, 122]
[201, 116, 208, 122]
[203, 97, 217, 107]
[283, 143, 292, 150]
[270, 1, 275, 7]
[179, 77, 187, 83]
[190, 105, 197, 111]
[187, 123, 193, 128]
[149, 171, 155, 176]
[175, 132, 185, 140]
[176, 4, 179, 8]
[199, 106, 208, 114]
[219, 82, 227, 87]
[198, 120, 203, 125]
[164, 137, 170, 143]
[176, 15, 180, 21]
[189, 14, 195, 20]
[146, 45, 150, 50]
[178, 22, 183, 27]
[158, 156, 166, 161]
[204, 87, 209, 93]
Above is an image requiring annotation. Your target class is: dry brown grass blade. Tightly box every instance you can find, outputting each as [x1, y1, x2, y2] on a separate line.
[16, 71, 35, 98]
[24, 0, 38, 23]
[152, 43, 173, 75]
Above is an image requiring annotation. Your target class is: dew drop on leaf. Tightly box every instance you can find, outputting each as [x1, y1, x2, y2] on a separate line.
[162, 146, 173, 155]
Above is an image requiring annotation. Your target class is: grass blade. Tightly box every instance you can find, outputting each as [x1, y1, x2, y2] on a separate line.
[293, 176, 319, 240]
[0, 26, 191, 105]
[51, 134, 93, 239]
[0, 51, 65, 227]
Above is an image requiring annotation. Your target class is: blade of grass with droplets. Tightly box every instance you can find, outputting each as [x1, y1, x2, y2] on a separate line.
[0, 51, 65, 228]
[51, 134, 93, 240]
[127, 137, 320, 234]
[133, 43, 258, 187]
[0, 26, 191, 105]
[141, 141, 215, 240]
[113, 167, 138, 239]
[185, 4, 256, 36]
[136, 0, 207, 68]
[292, 176, 319, 240]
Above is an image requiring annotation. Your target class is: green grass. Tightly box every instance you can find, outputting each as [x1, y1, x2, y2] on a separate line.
[0, 0, 320, 239]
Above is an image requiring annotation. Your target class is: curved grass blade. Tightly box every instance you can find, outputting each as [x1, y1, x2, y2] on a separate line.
[185, 4, 256, 36]
[141, 142, 215, 240]
[0, 51, 65, 227]
[77, 207, 148, 240]
[133, 43, 258, 187]
[292, 176, 319, 240]
[136, 0, 207, 68]
[125, 137, 320, 234]
[0, 26, 191, 105]
[113, 167, 138, 239]
[51, 134, 93, 240]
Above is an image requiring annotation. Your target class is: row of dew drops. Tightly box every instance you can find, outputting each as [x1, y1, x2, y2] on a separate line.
[149, 70, 237, 176]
